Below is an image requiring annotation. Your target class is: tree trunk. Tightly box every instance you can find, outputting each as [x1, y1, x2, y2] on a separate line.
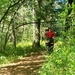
[32, 0, 41, 47]
[34, 19, 41, 47]
[12, 22, 16, 48]
[3, 18, 13, 49]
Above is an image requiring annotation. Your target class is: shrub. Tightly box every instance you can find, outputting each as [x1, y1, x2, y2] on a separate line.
[38, 38, 75, 75]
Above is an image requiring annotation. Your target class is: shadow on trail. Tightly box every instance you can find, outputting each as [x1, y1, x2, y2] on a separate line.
[0, 51, 46, 75]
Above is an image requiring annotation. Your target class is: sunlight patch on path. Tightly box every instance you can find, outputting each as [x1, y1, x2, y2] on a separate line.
[0, 51, 46, 75]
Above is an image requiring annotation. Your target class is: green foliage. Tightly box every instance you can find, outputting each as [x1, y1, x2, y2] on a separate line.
[0, 41, 45, 66]
[38, 37, 75, 75]
[0, 0, 11, 9]
[0, 0, 58, 49]
[0, 55, 8, 65]
[0, 1, 75, 75]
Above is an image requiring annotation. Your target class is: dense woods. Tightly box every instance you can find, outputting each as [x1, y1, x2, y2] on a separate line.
[0, 0, 75, 75]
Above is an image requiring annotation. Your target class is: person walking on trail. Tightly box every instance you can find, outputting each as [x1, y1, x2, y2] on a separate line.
[45, 27, 55, 53]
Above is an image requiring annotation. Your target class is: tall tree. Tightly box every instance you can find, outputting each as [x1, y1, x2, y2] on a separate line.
[32, 0, 42, 47]
[3, 0, 25, 49]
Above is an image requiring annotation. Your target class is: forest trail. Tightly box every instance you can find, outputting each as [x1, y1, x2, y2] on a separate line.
[0, 51, 46, 75]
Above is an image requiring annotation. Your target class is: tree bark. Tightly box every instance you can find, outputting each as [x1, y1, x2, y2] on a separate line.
[32, 0, 41, 47]
[12, 22, 16, 48]
[36, 18, 41, 47]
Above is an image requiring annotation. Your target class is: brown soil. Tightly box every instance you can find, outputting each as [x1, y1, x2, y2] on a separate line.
[0, 51, 46, 75]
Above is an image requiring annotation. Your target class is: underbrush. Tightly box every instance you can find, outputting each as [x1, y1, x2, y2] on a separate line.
[38, 38, 75, 75]
[0, 41, 46, 66]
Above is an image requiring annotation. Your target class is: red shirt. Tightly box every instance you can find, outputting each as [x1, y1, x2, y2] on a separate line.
[45, 31, 55, 38]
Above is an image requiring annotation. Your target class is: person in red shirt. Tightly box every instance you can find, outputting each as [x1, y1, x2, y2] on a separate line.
[45, 27, 55, 53]
[45, 28, 55, 39]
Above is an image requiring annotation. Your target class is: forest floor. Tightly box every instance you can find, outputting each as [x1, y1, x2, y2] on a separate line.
[0, 51, 46, 75]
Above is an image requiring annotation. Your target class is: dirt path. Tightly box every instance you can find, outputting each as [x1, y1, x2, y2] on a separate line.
[0, 51, 46, 75]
